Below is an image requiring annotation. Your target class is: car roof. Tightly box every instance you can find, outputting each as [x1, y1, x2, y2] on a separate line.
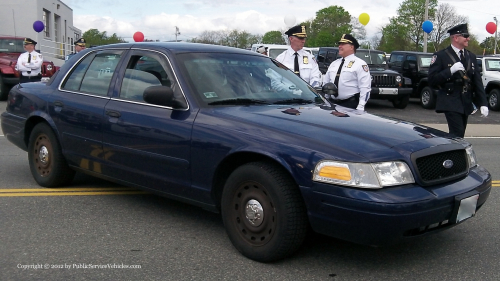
[390, 51, 432, 55]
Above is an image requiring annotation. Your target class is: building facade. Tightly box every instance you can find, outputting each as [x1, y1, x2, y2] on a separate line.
[0, 0, 82, 66]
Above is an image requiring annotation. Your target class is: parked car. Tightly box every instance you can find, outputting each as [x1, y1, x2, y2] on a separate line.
[388, 51, 437, 109]
[250, 44, 313, 59]
[477, 55, 500, 111]
[1, 42, 492, 262]
[0, 36, 57, 100]
[316, 47, 413, 108]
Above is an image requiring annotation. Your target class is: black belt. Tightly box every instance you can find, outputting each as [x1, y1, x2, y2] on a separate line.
[22, 75, 40, 79]
[331, 93, 360, 103]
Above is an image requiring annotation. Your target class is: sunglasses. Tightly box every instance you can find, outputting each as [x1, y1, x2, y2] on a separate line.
[458, 33, 469, 38]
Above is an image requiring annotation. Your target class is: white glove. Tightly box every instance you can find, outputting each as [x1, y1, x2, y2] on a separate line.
[356, 104, 365, 111]
[450, 62, 465, 74]
[480, 106, 489, 117]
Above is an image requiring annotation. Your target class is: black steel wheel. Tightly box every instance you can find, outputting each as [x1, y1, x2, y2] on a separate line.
[420, 86, 436, 109]
[28, 123, 75, 187]
[488, 89, 500, 111]
[221, 162, 308, 262]
[392, 95, 410, 109]
[0, 75, 9, 101]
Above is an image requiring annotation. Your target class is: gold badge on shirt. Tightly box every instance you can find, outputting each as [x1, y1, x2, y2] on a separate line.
[303, 56, 309, 64]
[347, 61, 355, 68]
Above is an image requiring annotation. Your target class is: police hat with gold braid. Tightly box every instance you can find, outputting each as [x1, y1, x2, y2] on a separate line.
[285, 25, 307, 38]
[23, 38, 37, 45]
[447, 23, 468, 35]
[338, 34, 359, 49]
[75, 38, 86, 47]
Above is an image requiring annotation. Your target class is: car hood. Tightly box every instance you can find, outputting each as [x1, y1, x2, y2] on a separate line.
[210, 104, 455, 157]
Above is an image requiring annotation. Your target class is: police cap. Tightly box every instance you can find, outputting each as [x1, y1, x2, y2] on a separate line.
[447, 24, 468, 35]
[256, 45, 268, 54]
[23, 38, 37, 45]
[285, 25, 307, 38]
[338, 34, 359, 49]
[75, 38, 86, 46]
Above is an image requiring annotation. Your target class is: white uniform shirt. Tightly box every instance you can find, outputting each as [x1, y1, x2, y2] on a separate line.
[323, 53, 371, 110]
[16, 50, 43, 77]
[275, 47, 322, 88]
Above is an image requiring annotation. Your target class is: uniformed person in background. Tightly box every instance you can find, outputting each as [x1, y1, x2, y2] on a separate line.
[16, 38, 43, 83]
[256, 45, 268, 56]
[428, 23, 488, 138]
[275, 25, 321, 88]
[323, 34, 371, 111]
[65, 38, 86, 61]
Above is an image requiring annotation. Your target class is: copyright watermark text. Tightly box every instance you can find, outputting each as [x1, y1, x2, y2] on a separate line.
[17, 263, 141, 270]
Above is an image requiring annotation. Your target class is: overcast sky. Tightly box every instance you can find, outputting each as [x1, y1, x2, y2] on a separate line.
[65, 0, 499, 44]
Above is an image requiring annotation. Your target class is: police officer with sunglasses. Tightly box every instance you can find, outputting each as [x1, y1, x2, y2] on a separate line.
[428, 23, 488, 138]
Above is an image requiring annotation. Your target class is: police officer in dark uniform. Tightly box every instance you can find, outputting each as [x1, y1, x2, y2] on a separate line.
[428, 24, 488, 138]
[65, 38, 86, 61]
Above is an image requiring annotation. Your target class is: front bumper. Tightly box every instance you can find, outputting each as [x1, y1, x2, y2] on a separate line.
[300, 165, 492, 246]
[371, 87, 413, 95]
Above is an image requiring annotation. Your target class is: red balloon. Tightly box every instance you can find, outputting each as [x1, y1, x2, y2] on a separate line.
[486, 22, 497, 35]
[133, 31, 144, 42]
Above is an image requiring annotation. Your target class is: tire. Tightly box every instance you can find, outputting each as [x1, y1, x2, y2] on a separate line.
[221, 162, 308, 262]
[0, 75, 10, 101]
[28, 123, 75, 187]
[392, 95, 410, 109]
[488, 89, 500, 111]
[420, 86, 436, 109]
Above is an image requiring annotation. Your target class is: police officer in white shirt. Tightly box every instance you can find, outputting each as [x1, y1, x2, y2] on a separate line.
[323, 34, 371, 111]
[275, 25, 321, 88]
[16, 38, 43, 83]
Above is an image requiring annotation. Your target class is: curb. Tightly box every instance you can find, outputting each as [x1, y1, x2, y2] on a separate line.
[421, 124, 500, 138]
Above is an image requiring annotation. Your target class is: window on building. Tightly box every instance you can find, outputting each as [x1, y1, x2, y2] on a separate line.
[43, 9, 50, 38]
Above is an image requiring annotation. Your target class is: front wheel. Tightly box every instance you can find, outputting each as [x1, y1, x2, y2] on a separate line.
[392, 95, 410, 109]
[221, 162, 308, 262]
[28, 123, 75, 187]
[420, 86, 436, 109]
[488, 89, 500, 111]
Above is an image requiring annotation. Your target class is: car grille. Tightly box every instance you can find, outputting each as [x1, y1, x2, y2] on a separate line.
[415, 149, 468, 185]
[372, 75, 398, 87]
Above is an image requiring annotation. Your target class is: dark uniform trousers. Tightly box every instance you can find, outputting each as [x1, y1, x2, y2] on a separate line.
[428, 46, 487, 138]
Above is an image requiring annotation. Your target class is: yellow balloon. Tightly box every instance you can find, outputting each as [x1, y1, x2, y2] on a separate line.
[359, 13, 370, 26]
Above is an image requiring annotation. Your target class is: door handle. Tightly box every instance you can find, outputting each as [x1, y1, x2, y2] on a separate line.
[106, 110, 121, 118]
[53, 101, 64, 107]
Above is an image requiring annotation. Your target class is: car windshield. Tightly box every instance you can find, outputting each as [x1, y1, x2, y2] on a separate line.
[177, 53, 324, 106]
[356, 50, 386, 65]
[485, 59, 500, 71]
[269, 48, 287, 59]
[419, 55, 433, 68]
[0, 38, 24, 53]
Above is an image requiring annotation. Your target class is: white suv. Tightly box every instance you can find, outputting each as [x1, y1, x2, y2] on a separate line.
[477, 55, 500, 111]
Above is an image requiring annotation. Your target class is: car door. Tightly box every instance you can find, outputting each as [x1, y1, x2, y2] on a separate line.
[101, 49, 195, 198]
[55, 49, 125, 171]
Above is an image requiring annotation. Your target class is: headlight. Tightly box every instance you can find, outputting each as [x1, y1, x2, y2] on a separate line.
[46, 64, 53, 71]
[395, 76, 402, 83]
[313, 160, 415, 189]
[465, 146, 477, 168]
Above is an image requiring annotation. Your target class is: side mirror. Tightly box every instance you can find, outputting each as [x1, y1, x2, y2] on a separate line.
[322, 82, 338, 98]
[143, 85, 187, 108]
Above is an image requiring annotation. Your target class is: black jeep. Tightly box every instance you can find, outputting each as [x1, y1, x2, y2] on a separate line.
[317, 47, 412, 109]
[388, 51, 437, 109]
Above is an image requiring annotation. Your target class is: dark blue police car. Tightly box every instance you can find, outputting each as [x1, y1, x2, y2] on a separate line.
[1, 42, 492, 262]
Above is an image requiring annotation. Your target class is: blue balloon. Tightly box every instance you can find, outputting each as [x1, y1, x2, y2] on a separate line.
[33, 20, 44, 33]
[422, 20, 433, 34]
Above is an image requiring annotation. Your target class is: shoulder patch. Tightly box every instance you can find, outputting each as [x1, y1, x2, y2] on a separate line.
[362, 65, 369, 72]
[430, 55, 437, 65]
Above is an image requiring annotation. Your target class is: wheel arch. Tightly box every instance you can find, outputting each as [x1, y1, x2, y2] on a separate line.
[23, 115, 59, 148]
[485, 81, 500, 94]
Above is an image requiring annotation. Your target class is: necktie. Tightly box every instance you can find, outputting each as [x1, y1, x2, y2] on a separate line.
[28, 53, 31, 63]
[459, 50, 466, 66]
[334, 58, 345, 88]
[294, 52, 300, 76]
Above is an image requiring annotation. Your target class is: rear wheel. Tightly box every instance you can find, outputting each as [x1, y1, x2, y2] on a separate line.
[221, 162, 308, 262]
[0, 75, 10, 101]
[28, 123, 75, 187]
[488, 89, 500, 111]
[420, 86, 436, 109]
[392, 95, 410, 109]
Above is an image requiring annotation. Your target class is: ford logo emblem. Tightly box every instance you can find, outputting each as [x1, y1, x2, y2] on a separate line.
[443, 160, 454, 169]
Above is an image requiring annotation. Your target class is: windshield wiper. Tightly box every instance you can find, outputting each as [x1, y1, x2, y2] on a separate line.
[273, 98, 314, 105]
[208, 98, 271, 105]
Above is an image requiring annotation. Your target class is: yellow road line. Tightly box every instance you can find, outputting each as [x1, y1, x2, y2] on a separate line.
[0, 191, 148, 197]
[0, 187, 137, 193]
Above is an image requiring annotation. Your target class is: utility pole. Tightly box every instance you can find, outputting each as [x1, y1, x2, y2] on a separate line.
[175, 26, 180, 42]
[494, 17, 498, 55]
[423, 0, 429, 53]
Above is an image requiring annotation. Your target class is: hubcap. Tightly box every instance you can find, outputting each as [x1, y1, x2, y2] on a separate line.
[422, 91, 430, 104]
[39, 146, 49, 165]
[245, 199, 264, 226]
[490, 94, 498, 107]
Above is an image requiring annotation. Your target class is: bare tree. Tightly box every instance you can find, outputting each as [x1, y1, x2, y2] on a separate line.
[430, 3, 469, 50]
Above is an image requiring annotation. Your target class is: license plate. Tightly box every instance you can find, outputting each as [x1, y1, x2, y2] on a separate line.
[456, 194, 479, 223]
[378, 88, 398, 95]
